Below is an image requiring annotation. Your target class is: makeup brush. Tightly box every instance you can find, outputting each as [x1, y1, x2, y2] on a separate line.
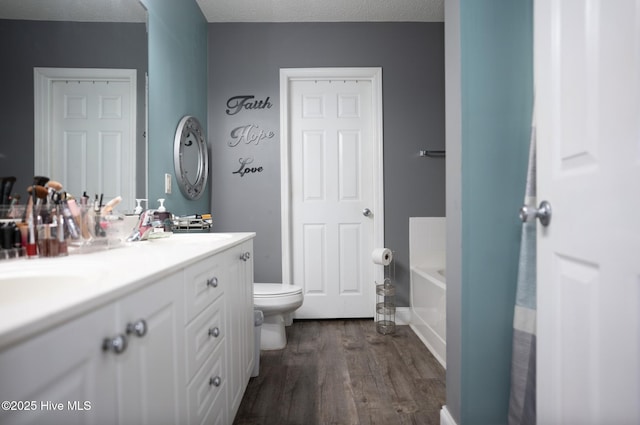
[101, 196, 122, 215]
[59, 192, 80, 240]
[45, 180, 63, 192]
[22, 186, 33, 223]
[32, 176, 49, 187]
[45, 180, 63, 205]
[0, 176, 16, 207]
[30, 185, 49, 223]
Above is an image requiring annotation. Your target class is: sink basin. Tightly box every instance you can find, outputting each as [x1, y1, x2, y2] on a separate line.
[0, 265, 99, 308]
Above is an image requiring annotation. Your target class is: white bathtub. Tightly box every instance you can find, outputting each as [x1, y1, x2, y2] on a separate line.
[410, 265, 446, 368]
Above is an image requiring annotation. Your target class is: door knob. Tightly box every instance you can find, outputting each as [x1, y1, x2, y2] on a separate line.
[519, 200, 552, 227]
[362, 208, 372, 217]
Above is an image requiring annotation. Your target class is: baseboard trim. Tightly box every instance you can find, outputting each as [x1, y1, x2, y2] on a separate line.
[440, 406, 458, 425]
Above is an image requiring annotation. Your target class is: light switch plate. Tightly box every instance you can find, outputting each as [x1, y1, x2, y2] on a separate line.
[164, 173, 172, 194]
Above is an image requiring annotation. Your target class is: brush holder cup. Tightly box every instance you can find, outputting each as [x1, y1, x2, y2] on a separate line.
[68, 207, 127, 253]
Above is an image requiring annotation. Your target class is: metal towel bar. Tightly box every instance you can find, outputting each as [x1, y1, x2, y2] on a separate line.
[419, 150, 446, 158]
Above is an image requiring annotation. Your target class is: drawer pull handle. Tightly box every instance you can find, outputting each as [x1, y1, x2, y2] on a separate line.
[207, 277, 218, 288]
[208, 327, 220, 338]
[209, 376, 222, 387]
[102, 334, 128, 354]
[240, 252, 251, 261]
[126, 319, 147, 338]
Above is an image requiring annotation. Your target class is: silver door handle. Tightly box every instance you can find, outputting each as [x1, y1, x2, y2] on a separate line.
[362, 208, 372, 217]
[519, 200, 552, 227]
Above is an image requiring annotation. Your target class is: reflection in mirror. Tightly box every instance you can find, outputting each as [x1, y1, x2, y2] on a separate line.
[182, 131, 200, 186]
[0, 1, 147, 213]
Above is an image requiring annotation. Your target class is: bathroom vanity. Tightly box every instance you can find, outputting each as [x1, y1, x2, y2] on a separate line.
[0, 232, 255, 425]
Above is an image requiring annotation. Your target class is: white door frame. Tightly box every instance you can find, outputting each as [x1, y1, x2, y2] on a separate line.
[34, 67, 137, 202]
[279, 67, 385, 314]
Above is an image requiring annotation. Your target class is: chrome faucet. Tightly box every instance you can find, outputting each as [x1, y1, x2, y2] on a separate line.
[127, 209, 173, 241]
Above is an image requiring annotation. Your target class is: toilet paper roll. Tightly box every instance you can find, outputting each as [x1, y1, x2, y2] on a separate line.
[372, 248, 393, 266]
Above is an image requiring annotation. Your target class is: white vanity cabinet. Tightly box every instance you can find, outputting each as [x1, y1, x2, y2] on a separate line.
[0, 271, 185, 425]
[0, 303, 119, 425]
[183, 239, 255, 424]
[0, 233, 255, 425]
[184, 246, 230, 425]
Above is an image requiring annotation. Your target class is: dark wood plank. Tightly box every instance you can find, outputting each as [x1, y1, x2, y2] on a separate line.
[233, 319, 445, 425]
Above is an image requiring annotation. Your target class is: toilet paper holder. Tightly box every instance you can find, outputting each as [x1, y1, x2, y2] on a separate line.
[374, 249, 396, 335]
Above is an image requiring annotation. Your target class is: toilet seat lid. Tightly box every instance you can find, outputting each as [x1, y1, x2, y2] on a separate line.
[254, 284, 302, 296]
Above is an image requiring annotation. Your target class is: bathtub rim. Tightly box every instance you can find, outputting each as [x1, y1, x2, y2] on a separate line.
[411, 265, 446, 288]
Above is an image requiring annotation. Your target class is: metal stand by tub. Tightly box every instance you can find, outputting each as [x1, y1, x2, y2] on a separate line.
[376, 254, 396, 334]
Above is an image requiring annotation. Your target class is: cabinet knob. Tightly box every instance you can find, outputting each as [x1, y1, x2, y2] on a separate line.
[208, 326, 220, 338]
[126, 319, 147, 338]
[209, 376, 222, 387]
[240, 252, 251, 261]
[207, 277, 218, 288]
[102, 334, 128, 354]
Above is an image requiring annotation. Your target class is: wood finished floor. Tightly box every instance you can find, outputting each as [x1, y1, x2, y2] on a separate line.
[234, 319, 446, 425]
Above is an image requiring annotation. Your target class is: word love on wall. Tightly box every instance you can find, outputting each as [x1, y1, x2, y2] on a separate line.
[232, 157, 263, 177]
[225, 95, 275, 178]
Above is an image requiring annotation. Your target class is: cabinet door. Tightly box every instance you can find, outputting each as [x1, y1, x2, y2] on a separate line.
[227, 240, 255, 419]
[0, 304, 118, 425]
[116, 271, 185, 425]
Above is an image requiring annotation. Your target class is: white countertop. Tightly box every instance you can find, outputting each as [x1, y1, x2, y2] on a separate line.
[0, 232, 255, 350]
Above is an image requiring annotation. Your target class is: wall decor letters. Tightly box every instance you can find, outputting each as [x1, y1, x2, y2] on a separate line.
[228, 124, 275, 147]
[226, 95, 273, 115]
[232, 157, 264, 177]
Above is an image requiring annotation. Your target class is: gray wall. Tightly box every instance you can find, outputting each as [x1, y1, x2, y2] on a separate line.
[0, 20, 147, 200]
[208, 22, 445, 306]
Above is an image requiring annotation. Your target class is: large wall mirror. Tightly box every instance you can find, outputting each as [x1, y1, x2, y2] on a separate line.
[0, 0, 148, 213]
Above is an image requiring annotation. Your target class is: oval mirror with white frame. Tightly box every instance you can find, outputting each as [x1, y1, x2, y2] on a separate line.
[173, 115, 208, 200]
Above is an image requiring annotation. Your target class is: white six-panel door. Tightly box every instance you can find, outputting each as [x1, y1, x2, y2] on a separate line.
[52, 80, 132, 210]
[535, 1, 640, 423]
[35, 68, 136, 213]
[283, 69, 383, 319]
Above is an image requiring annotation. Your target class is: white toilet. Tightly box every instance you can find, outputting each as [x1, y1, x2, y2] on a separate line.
[253, 283, 303, 350]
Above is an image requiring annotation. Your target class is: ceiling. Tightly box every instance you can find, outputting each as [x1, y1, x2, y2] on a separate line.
[0, 0, 444, 23]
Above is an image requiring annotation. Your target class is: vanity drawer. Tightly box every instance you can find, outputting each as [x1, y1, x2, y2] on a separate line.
[186, 343, 227, 425]
[184, 252, 229, 322]
[185, 295, 226, 380]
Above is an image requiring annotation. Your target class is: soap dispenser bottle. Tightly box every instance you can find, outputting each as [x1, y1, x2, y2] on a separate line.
[134, 198, 147, 215]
